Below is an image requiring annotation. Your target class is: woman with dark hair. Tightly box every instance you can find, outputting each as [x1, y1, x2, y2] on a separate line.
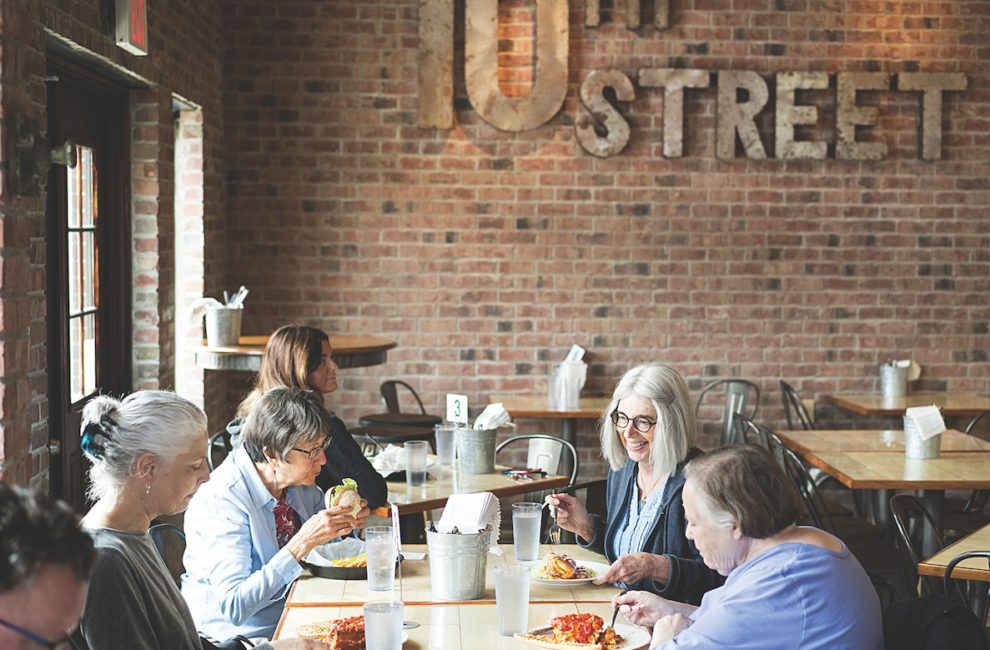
[227, 324, 387, 508]
[546, 363, 722, 604]
[615, 445, 882, 649]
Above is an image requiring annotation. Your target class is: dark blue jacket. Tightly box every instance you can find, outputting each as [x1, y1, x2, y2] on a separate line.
[578, 448, 724, 605]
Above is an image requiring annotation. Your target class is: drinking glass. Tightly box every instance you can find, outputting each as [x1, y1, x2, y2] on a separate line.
[404, 440, 429, 487]
[364, 600, 404, 649]
[433, 424, 457, 466]
[495, 564, 531, 635]
[512, 502, 543, 562]
[365, 526, 397, 592]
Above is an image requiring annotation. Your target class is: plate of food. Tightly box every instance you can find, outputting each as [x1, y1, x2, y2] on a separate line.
[296, 615, 409, 649]
[531, 552, 610, 586]
[515, 613, 648, 650]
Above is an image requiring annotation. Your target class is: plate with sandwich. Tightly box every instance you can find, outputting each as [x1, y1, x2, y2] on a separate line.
[303, 478, 371, 579]
[515, 613, 648, 649]
[296, 615, 408, 649]
[531, 552, 610, 586]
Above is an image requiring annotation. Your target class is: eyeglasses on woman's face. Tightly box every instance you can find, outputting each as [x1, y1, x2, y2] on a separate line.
[290, 437, 330, 462]
[610, 410, 656, 433]
[0, 616, 74, 649]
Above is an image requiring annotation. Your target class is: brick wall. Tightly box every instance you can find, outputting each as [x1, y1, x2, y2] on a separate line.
[222, 0, 989, 481]
[0, 0, 227, 486]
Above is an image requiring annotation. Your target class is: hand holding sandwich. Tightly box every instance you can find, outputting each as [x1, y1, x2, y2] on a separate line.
[285, 478, 369, 562]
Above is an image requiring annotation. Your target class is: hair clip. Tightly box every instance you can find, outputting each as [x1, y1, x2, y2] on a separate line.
[80, 416, 115, 460]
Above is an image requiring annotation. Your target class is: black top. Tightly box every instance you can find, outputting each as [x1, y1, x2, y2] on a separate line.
[225, 415, 389, 508]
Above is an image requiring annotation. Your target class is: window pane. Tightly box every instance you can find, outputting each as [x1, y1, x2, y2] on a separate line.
[82, 232, 95, 311]
[82, 313, 96, 397]
[81, 147, 95, 227]
[68, 232, 80, 313]
[70, 316, 82, 402]
[67, 153, 79, 228]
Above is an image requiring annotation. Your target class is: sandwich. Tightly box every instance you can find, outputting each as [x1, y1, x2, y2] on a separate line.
[326, 477, 362, 516]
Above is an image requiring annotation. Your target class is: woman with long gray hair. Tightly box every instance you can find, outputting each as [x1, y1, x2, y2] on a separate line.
[547, 364, 722, 604]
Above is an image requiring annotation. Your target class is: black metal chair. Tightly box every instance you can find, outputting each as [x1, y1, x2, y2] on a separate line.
[943, 550, 990, 625]
[497, 435, 579, 543]
[961, 411, 990, 513]
[780, 380, 815, 431]
[695, 379, 760, 446]
[149, 523, 186, 586]
[207, 429, 232, 471]
[890, 494, 946, 599]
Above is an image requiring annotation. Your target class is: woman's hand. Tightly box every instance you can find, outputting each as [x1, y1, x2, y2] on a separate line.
[285, 505, 365, 561]
[545, 493, 595, 542]
[349, 500, 370, 529]
[651, 613, 692, 647]
[613, 590, 696, 628]
[595, 552, 668, 586]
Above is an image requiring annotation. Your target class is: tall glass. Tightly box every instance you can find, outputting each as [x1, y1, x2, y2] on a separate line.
[365, 526, 397, 592]
[495, 564, 531, 635]
[512, 502, 542, 561]
[364, 600, 404, 649]
[404, 440, 429, 487]
[434, 424, 457, 466]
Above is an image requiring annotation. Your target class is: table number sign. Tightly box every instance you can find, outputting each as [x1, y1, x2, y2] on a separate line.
[116, 0, 148, 56]
[446, 394, 468, 425]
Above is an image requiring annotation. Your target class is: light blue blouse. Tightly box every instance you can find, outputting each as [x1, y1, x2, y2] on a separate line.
[610, 471, 667, 561]
[181, 447, 326, 640]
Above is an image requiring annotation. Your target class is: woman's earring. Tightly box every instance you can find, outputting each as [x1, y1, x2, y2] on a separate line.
[145, 481, 152, 495]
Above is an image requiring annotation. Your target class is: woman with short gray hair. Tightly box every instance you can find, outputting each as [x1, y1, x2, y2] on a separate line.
[182, 386, 368, 641]
[615, 445, 882, 649]
[547, 364, 722, 605]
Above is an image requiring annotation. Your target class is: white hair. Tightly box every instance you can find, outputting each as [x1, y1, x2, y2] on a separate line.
[81, 390, 207, 501]
[599, 363, 697, 479]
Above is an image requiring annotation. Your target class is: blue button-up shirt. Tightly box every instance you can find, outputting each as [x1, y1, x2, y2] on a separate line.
[181, 447, 326, 640]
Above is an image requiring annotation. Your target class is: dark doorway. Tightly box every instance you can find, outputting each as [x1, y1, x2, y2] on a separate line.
[46, 54, 132, 511]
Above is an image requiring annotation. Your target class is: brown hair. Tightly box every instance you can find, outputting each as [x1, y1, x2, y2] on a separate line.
[236, 324, 329, 417]
[684, 444, 802, 539]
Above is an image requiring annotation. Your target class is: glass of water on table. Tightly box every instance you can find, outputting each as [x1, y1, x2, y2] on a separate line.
[512, 502, 543, 562]
[365, 526, 397, 592]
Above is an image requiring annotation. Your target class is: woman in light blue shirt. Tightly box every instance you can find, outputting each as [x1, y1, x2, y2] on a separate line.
[182, 387, 369, 641]
[614, 445, 883, 650]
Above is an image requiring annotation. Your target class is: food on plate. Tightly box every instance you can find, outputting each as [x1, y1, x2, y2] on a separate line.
[518, 613, 624, 649]
[326, 477, 362, 516]
[330, 552, 368, 568]
[541, 552, 594, 580]
[296, 615, 364, 650]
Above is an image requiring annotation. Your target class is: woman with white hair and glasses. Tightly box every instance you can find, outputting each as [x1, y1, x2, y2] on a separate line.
[547, 364, 723, 605]
[74, 390, 323, 649]
[182, 387, 368, 642]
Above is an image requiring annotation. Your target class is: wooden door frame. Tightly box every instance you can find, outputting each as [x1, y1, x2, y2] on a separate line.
[46, 52, 132, 506]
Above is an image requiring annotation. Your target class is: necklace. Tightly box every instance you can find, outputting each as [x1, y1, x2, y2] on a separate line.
[637, 467, 662, 500]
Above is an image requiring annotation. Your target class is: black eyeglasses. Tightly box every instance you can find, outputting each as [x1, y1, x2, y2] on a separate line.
[610, 410, 657, 433]
[0, 616, 73, 649]
[290, 437, 330, 461]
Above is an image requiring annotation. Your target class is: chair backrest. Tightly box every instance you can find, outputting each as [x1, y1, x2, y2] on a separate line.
[890, 493, 945, 598]
[943, 550, 990, 624]
[149, 523, 186, 587]
[496, 434, 579, 486]
[764, 430, 835, 533]
[207, 429, 233, 471]
[695, 379, 760, 445]
[380, 380, 427, 415]
[779, 380, 815, 431]
[965, 410, 990, 440]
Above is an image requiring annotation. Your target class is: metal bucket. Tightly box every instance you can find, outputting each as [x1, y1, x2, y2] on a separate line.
[456, 428, 496, 474]
[880, 364, 908, 400]
[426, 528, 491, 601]
[205, 306, 243, 347]
[904, 415, 941, 459]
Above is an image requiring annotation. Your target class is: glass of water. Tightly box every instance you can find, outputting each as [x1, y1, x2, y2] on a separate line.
[433, 424, 457, 466]
[365, 526, 396, 592]
[364, 600, 404, 649]
[404, 440, 429, 487]
[495, 564, 531, 635]
[512, 502, 543, 562]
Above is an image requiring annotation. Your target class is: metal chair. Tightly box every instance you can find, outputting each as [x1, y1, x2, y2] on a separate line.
[149, 523, 186, 586]
[207, 429, 232, 471]
[943, 550, 990, 624]
[380, 380, 428, 415]
[961, 411, 990, 513]
[495, 434, 579, 487]
[780, 380, 815, 430]
[890, 494, 945, 599]
[695, 379, 760, 445]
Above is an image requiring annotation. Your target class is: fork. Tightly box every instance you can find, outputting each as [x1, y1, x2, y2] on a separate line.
[543, 497, 562, 544]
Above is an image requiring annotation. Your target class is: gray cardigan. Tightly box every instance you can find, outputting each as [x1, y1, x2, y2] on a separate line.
[578, 448, 724, 605]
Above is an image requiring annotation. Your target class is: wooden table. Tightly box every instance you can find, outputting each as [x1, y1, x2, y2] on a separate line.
[777, 428, 990, 556]
[285, 544, 618, 606]
[824, 393, 990, 418]
[386, 465, 568, 516]
[193, 334, 397, 371]
[918, 522, 990, 582]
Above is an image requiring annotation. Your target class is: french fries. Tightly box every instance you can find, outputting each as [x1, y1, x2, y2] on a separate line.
[330, 552, 368, 568]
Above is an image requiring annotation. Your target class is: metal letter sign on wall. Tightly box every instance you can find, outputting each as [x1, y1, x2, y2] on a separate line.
[116, 0, 148, 56]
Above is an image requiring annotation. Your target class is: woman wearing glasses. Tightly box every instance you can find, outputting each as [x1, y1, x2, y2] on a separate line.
[546, 364, 723, 605]
[183, 387, 368, 641]
[226, 324, 388, 508]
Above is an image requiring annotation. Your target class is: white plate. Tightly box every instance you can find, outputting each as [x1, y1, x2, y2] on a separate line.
[373, 455, 438, 476]
[516, 623, 649, 649]
[531, 560, 611, 586]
